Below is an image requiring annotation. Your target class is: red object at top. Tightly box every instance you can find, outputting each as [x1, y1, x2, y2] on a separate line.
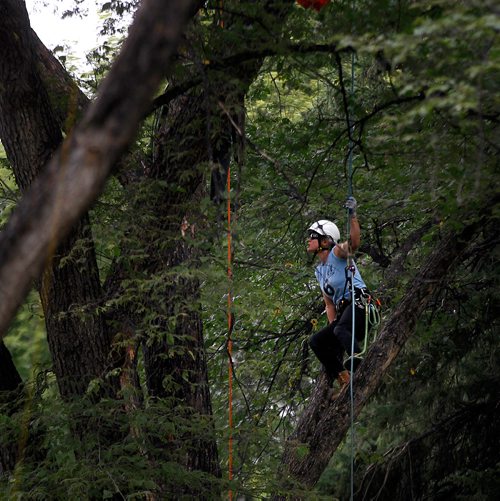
[297, 0, 330, 11]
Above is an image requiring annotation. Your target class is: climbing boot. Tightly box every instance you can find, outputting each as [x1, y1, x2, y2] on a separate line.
[337, 369, 350, 387]
[331, 370, 350, 400]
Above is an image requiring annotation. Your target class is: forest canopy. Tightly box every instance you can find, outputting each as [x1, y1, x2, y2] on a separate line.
[0, 0, 498, 499]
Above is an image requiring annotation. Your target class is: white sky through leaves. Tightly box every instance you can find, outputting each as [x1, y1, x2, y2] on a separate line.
[25, 0, 100, 64]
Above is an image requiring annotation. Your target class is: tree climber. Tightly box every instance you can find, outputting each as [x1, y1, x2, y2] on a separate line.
[307, 197, 369, 396]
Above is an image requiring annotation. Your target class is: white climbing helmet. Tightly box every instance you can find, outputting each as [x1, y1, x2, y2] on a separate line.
[308, 219, 340, 244]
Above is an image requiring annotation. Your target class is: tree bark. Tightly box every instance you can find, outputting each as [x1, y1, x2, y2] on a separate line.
[0, 0, 112, 398]
[134, 0, 295, 479]
[0, 0, 196, 339]
[32, 29, 90, 133]
[275, 209, 491, 495]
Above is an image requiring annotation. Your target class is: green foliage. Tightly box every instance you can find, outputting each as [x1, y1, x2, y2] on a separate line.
[0, 165, 17, 229]
[1, 387, 223, 499]
[1, 161, 50, 381]
[3, 293, 50, 382]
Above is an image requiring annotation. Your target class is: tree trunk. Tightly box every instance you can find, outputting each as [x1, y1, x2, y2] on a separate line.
[136, 0, 296, 479]
[0, 0, 112, 399]
[32, 29, 90, 133]
[275, 207, 492, 495]
[0, 0, 196, 338]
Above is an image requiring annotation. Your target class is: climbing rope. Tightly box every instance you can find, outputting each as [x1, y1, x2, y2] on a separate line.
[215, 4, 233, 498]
[344, 44, 382, 501]
[346, 47, 356, 501]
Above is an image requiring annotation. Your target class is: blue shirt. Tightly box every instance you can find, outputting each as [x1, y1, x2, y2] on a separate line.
[315, 248, 366, 304]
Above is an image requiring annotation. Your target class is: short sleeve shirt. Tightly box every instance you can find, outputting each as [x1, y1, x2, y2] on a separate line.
[315, 248, 366, 304]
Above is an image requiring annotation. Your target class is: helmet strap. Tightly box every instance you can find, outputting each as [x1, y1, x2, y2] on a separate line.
[315, 241, 334, 255]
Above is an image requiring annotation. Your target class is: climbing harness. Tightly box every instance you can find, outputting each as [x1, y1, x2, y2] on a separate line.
[342, 289, 381, 370]
[338, 271, 381, 366]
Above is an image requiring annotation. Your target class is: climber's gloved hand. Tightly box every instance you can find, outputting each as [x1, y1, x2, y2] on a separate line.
[344, 196, 357, 217]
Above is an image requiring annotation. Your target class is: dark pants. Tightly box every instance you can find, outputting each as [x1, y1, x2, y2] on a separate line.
[309, 302, 366, 380]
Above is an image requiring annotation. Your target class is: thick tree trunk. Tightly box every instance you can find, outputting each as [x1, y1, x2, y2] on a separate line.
[274, 211, 489, 495]
[142, 266, 221, 475]
[0, 0, 111, 399]
[0, 0, 196, 339]
[141, 91, 223, 477]
[39, 219, 113, 398]
[137, 1, 296, 480]
[0, 1, 198, 489]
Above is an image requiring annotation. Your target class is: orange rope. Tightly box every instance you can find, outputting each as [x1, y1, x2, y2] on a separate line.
[227, 165, 233, 500]
[217, 1, 231, 496]
[219, 0, 225, 28]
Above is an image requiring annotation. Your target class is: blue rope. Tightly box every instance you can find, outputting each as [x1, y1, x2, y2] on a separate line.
[349, 267, 356, 501]
[347, 49, 355, 198]
[346, 48, 356, 501]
